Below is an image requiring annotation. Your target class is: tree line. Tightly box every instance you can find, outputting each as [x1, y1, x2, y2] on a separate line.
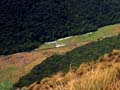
[0, 0, 120, 55]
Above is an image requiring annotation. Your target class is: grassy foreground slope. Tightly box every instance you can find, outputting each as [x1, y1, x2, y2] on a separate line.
[14, 34, 120, 88]
[21, 50, 120, 90]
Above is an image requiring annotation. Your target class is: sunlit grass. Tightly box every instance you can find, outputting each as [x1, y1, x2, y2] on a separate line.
[38, 24, 120, 50]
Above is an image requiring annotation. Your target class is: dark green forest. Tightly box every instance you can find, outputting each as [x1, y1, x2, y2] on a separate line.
[13, 35, 120, 88]
[0, 0, 120, 55]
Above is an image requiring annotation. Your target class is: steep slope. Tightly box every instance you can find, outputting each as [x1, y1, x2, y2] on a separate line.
[14, 35, 120, 88]
[20, 50, 120, 90]
[1, 0, 120, 55]
[1, 24, 120, 89]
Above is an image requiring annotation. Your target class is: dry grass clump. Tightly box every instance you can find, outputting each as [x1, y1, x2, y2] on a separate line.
[21, 49, 120, 90]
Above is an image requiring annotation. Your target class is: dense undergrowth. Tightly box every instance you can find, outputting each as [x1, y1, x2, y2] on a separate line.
[1, 0, 120, 55]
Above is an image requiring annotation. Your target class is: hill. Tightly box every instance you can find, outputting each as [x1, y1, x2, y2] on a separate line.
[0, 24, 120, 89]
[0, 0, 120, 55]
[13, 34, 120, 89]
[20, 49, 120, 90]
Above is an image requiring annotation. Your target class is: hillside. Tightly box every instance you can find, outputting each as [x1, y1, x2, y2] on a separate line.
[0, 24, 119, 89]
[20, 50, 120, 90]
[0, 46, 76, 90]
[1, 0, 120, 90]
[38, 24, 120, 50]
[13, 34, 120, 89]
[1, 0, 120, 55]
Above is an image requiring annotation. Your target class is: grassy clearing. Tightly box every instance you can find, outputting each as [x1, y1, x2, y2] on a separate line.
[0, 81, 13, 90]
[75, 24, 120, 42]
[0, 66, 16, 82]
[0, 66, 17, 90]
[38, 24, 120, 50]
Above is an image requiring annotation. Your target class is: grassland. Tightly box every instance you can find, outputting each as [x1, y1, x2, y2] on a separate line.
[0, 66, 16, 90]
[0, 46, 76, 89]
[15, 32, 120, 88]
[38, 24, 120, 50]
[0, 24, 120, 89]
[20, 50, 120, 90]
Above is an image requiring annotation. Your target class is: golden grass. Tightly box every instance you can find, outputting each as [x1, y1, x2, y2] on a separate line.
[21, 50, 120, 90]
[43, 64, 120, 90]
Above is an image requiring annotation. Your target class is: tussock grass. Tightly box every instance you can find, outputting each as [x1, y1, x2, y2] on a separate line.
[45, 65, 120, 90]
[21, 50, 120, 90]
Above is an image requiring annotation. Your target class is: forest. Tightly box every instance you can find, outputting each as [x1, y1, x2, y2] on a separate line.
[13, 35, 120, 88]
[0, 0, 120, 55]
